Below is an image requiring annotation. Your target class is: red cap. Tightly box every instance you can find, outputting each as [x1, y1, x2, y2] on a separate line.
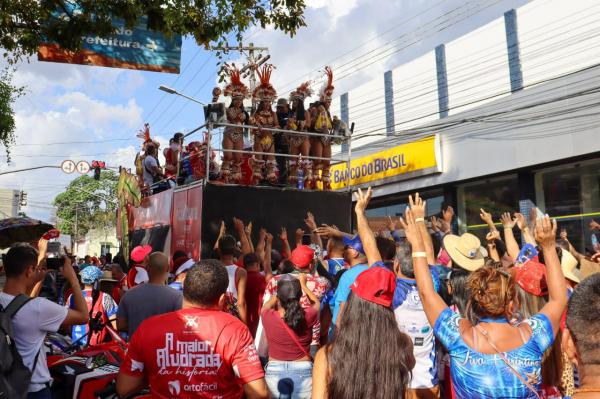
[351, 267, 396, 307]
[290, 245, 315, 269]
[131, 245, 152, 263]
[42, 229, 60, 240]
[515, 260, 548, 297]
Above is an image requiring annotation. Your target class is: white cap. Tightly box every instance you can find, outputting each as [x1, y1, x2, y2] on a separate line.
[175, 259, 195, 276]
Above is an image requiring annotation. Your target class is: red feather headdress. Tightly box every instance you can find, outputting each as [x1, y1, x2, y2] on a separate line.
[252, 64, 277, 102]
[319, 66, 334, 101]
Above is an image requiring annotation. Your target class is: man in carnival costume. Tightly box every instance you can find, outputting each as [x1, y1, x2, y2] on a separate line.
[287, 81, 313, 187]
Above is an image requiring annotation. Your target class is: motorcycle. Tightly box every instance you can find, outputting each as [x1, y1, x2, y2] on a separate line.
[46, 311, 149, 399]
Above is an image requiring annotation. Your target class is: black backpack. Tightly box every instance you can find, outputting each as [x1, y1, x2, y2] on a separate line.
[0, 294, 39, 399]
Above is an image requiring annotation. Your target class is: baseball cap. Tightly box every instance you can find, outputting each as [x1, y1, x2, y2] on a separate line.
[131, 245, 152, 263]
[290, 245, 315, 269]
[350, 267, 396, 307]
[175, 258, 195, 276]
[343, 235, 365, 255]
[515, 260, 548, 297]
[80, 266, 104, 285]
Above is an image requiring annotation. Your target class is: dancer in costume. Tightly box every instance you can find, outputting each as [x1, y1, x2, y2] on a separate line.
[287, 82, 313, 187]
[220, 66, 250, 184]
[251, 64, 279, 184]
[310, 67, 334, 190]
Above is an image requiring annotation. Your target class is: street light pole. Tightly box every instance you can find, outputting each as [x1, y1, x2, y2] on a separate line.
[158, 85, 207, 106]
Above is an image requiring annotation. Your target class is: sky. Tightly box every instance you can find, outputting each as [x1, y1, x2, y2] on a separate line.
[0, 0, 528, 222]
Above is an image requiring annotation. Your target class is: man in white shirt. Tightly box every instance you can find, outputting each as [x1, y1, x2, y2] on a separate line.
[0, 243, 89, 398]
[142, 144, 161, 189]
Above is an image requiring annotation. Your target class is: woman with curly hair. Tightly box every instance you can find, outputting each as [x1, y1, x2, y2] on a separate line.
[261, 274, 319, 398]
[402, 202, 569, 399]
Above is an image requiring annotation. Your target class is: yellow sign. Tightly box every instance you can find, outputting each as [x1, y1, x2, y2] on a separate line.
[330, 135, 441, 190]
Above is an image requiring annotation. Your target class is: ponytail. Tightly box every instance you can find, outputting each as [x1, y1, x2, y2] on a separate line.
[281, 297, 307, 332]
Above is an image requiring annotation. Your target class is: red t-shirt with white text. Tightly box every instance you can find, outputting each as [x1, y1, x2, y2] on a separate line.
[120, 308, 264, 398]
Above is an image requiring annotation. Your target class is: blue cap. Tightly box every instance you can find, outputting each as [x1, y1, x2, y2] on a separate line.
[80, 266, 104, 285]
[343, 235, 365, 255]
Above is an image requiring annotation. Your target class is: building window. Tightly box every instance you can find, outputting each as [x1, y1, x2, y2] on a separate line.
[458, 174, 520, 240]
[100, 243, 112, 256]
[535, 160, 600, 254]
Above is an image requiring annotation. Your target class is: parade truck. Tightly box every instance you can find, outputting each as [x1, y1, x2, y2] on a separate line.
[123, 181, 353, 268]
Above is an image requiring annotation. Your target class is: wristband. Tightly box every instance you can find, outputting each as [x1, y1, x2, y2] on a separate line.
[412, 252, 427, 258]
[415, 217, 425, 223]
[503, 227, 513, 230]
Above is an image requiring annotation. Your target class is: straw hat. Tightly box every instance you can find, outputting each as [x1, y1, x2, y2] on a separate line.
[443, 233, 485, 271]
[560, 249, 580, 283]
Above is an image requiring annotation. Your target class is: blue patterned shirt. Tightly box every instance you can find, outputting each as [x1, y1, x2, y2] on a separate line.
[434, 308, 554, 398]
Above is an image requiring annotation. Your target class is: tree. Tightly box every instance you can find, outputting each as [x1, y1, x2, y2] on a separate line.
[0, 68, 25, 162]
[1, 0, 307, 64]
[53, 170, 118, 241]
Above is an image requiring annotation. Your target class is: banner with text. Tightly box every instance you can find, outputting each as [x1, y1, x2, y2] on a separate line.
[38, 15, 181, 73]
[330, 135, 442, 190]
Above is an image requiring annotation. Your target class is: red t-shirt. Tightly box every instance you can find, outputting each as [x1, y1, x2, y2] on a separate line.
[245, 271, 267, 338]
[120, 308, 264, 398]
[261, 308, 318, 361]
[111, 275, 128, 304]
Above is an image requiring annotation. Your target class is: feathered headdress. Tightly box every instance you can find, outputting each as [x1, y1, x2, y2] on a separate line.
[252, 64, 277, 102]
[136, 123, 151, 143]
[319, 66, 334, 101]
[290, 81, 313, 101]
[223, 65, 249, 99]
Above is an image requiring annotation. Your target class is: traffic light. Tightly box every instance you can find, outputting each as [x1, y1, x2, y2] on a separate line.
[91, 160, 106, 180]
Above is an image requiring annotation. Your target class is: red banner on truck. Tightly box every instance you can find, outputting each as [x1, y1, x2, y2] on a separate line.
[171, 185, 202, 260]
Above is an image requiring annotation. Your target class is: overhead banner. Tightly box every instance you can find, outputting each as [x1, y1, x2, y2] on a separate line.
[38, 16, 181, 73]
[330, 135, 442, 190]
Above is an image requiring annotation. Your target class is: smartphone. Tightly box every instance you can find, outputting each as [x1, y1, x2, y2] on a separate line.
[46, 245, 65, 270]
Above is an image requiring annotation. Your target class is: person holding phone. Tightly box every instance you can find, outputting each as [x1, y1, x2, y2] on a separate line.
[0, 242, 89, 399]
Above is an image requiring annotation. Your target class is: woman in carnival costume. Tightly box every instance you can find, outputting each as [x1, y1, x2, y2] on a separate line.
[251, 64, 279, 184]
[287, 81, 313, 187]
[310, 67, 334, 190]
[220, 66, 250, 184]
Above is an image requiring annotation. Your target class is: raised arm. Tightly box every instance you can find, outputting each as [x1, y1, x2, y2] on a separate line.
[515, 212, 536, 246]
[315, 224, 353, 240]
[264, 233, 274, 282]
[279, 227, 292, 259]
[245, 222, 255, 253]
[214, 220, 226, 251]
[500, 212, 520, 261]
[536, 216, 568, 335]
[410, 193, 435, 265]
[233, 218, 253, 256]
[295, 228, 304, 249]
[355, 187, 382, 265]
[560, 228, 584, 262]
[255, 228, 267, 259]
[298, 273, 320, 312]
[305, 212, 324, 249]
[485, 231, 501, 262]
[400, 208, 447, 326]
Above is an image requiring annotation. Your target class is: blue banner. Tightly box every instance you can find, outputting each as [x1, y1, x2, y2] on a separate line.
[38, 15, 182, 73]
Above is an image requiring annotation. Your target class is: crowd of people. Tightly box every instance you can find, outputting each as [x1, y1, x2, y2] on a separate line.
[3, 188, 600, 398]
[134, 65, 349, 196]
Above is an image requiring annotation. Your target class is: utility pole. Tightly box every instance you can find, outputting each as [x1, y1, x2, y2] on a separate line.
[74, 207, 78, 255]
[211, 42, 269, 108]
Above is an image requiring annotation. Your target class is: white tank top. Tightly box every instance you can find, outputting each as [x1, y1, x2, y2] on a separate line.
[225, 265, 239, 299]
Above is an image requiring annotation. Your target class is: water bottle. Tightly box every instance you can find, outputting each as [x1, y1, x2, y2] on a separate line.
[297, 155, 304, 189]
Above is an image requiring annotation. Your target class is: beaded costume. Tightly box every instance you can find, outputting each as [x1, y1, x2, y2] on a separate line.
[220, 66, 249, 183]
[251, 64, 279, 184]
[311, 66, 335, 190]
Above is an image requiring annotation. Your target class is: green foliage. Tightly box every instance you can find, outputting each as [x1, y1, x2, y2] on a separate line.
[1, 0, 307, 64]
[53, 170, 118, 240]
[0, 68, 25, 162]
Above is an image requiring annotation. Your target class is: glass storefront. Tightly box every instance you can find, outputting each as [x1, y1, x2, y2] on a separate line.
[458, 175, 520, 241]
[535, 159, 600, 253]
